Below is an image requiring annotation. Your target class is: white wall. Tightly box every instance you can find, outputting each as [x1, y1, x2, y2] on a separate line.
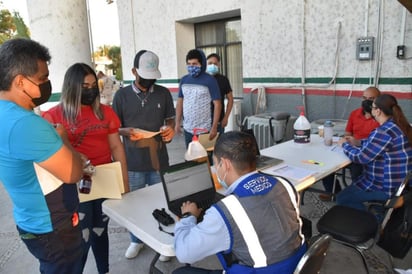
[117, 0, 412, 93]
[27, 0, 92, 95]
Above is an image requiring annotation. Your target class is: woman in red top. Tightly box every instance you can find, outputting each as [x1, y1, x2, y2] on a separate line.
[43, 63, 129, 274]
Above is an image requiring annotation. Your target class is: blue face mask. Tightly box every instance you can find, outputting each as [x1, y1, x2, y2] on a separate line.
[206, 64, 219, 75]
[187, 65, 202, 77]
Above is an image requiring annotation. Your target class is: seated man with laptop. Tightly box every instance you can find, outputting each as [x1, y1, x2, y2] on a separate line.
[172, 131, 307, 274]
[160, 158, 223, 222]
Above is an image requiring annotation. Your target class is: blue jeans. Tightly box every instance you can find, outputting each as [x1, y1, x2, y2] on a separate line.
[78, 199, 109, 274]
[184, 130, 193, 148]
[336, 183, 388, 211]
[322, 174, 342, 193]
[217, 122, 225, 135]
[128, 171, 161, 243]
[348, 163, 363, 181]
[17, 215, 83, 274]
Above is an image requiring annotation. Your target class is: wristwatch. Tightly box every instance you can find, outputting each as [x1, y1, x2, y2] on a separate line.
[181, 212, 192, 218]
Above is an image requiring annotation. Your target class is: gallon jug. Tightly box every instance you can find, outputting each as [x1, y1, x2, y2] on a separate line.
[293, 108, 311, 144]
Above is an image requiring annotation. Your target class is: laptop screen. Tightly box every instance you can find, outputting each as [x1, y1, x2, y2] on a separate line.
[161, 160, 214, 201]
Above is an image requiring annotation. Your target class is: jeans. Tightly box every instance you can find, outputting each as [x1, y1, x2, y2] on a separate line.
[322, 174, 342, 193]
[217, 122, 225, 135]
[348, 163, 363, 181]
[184, 130, 193, 148]
[17, 215, 83, 274]
[336, 183, 388, 211]
[78, 198, 109, 274]
[128, 171, 161, 243]
[172, 266, 222, 274]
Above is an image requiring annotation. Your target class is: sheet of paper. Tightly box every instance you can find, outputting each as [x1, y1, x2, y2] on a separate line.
[131, 128, 161, 139]
[330, 144, 344, 153]
[264, 164, 316, 182]
[34, 163, 64, 195]
[198, 133, 219, 151]
[79, 161, 124, 203]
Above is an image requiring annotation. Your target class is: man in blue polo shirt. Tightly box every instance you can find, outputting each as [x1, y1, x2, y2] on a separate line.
[0, 38, 84, 274]
[173, 131, 306, 274]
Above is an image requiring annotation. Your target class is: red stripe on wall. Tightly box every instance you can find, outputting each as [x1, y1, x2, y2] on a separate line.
[244, 88, 412, 99]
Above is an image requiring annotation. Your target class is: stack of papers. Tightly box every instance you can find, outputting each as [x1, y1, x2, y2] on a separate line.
[262, 163, 317, 182]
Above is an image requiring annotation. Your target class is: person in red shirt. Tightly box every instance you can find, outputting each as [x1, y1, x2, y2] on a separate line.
[43, 63, 129, 274]
[320, 86, 380, 201]
[345, 87, 380, 139]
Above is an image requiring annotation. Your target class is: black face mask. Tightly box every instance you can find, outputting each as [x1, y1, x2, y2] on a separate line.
[23, 79, 52, 107]
[361, 99, 373, 114]
[81, 88, 99, 105]
[138, 77, 156, 89]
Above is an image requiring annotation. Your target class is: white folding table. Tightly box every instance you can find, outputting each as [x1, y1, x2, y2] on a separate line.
[102, 134, 350, 273]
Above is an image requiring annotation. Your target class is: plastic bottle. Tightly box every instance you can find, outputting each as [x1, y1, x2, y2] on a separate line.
[184, 128, 208, 161]
[293, 107, 311, 144]
[323, 120, 334, 146]
[78, 160, 95, 194]
[79, 174, 92, 194]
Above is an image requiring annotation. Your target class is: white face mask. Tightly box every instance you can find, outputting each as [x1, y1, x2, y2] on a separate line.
[216, 161, 228, 189]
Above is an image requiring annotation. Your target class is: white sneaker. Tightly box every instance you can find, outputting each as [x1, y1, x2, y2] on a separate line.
[159, 255, 171, 262]
[125, 243, 144, 259]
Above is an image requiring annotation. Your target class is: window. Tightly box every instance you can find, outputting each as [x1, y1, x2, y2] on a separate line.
[195, 18, 242, 97]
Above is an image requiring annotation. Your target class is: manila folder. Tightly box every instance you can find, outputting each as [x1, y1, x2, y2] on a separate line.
[79, 161, 124, 203]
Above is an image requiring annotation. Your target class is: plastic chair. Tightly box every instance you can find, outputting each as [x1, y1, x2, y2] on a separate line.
[293, 234, 332, 274]
[316, 171, 412, 273]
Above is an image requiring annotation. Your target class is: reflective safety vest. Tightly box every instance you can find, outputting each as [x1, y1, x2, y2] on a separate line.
[213, 173, 306, 274]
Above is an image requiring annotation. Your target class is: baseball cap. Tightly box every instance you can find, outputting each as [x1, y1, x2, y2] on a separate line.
[134, 50, 161, 79]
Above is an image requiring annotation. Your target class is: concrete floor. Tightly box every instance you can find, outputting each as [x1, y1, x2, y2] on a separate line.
[1, 133, 411, 273]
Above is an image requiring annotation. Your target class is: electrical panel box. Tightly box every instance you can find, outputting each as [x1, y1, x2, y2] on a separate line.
[397, 45, 406, 59]
[356, 37, 374, 60]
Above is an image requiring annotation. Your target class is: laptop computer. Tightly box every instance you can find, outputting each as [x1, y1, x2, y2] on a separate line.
[160, 159, 224, 219]
[243, 129, 284, 170]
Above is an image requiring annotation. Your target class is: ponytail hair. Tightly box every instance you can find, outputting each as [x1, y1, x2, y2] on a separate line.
[375, 94, 412, 145]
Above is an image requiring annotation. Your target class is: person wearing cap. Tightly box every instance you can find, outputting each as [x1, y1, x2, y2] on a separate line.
[112, 50, 175, 261]
[175, 49, 222, 147]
